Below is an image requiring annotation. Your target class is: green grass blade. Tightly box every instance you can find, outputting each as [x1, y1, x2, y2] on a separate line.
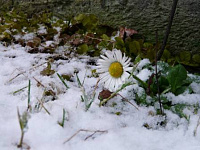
[75, 73, 82, 87]
[57, 73, 69, 90]
[28, 80, 31, 109]
[62, 109, 66, 127]
[13, 86, 28, 95]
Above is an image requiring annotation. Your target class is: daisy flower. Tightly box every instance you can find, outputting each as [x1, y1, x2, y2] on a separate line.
[97, 49, 132, 91]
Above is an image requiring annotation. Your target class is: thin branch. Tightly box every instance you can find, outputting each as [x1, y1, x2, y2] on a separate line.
[118, 94, 139, 110]
[33, 77, 56, 97]
[157, 0, 179, 60]
[63, 129, 108, 144]
[8, 62, 47, 83]
[84, 35, 115, 43]
[36, 98, 51, 115]
[84, 131, 98, 141]
[155, 30, 163, 115]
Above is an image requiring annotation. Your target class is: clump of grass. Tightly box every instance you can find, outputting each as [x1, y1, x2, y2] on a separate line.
[76, 73, 99, 111]
[17, 108, 30, 148]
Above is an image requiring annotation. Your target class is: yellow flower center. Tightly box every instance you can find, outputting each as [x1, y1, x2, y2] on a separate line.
[109, 62, 123, 78]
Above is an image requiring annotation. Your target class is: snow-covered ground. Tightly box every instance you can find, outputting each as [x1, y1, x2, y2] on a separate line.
[1, 43, 200, 150]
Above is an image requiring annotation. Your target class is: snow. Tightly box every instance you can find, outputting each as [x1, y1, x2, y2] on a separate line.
[1, 43, 200, 150]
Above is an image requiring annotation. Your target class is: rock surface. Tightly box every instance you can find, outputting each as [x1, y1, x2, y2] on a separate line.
[2, 0, 200, 54]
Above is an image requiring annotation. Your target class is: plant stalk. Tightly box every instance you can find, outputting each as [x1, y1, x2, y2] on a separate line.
[157, 0, 179, 60]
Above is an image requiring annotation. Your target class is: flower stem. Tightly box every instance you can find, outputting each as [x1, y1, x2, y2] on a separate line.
[131, 74, 148, 89]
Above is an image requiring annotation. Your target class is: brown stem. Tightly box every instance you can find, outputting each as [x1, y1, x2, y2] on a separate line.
[117, 94, 139, 111]
[155, 30, 163, 115]
[63, 129, 108, 144]
[157, 0, 179, 60]
[17, 131, 24, 148]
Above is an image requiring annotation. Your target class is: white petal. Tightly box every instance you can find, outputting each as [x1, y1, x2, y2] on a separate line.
[122, 72, 130, 80]
[109, 78, 115, 90]
[124, 67, 133, 72]
[105, 51, 114, 58]
[121, 56, 129, 64]
[117, 78, 123, 86]
[101, 74, 111, 83]
[104, 77, 112, 89]
[100, 55, 109, 61]
[114, 50, 122, 62]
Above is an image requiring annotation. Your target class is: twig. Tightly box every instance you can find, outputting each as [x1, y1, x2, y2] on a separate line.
[84, 35, 115, 43]
[8, 62, 47, 83]
[84, 132, 97, 141]
[33, 77, 45, 88]
[63, 129, 108, 144]
[118, 94, 139, 111]
[36, 98, 51, 115]
[155, 30, 163, 115]
[33, 77, 56, 97]
[194, 116, 200, 136]
[157, 0, 179, 60]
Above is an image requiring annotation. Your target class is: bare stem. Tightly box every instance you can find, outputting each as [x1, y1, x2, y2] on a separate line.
[155, 30, 163, 115]
[17, 131, 24, 148]
[37, 98, 51, 115]
[63, 129, 108, 144]
[157, 0, 179, 60]
[118, 94, 139, 111]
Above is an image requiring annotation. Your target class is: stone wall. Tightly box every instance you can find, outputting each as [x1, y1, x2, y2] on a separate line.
[1, 0, 200, 54]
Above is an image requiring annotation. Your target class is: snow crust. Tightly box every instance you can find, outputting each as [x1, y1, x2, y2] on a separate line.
[0, 44, 200, 150]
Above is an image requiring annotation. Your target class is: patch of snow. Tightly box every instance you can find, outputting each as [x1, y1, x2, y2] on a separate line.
[0, 42, 200, 150]
[37, 25, 47, 35]
[22, 33, 36, 41]
[136, 68, 152, 81]
[165, 93, 200, 105]
[137, 59, 150, 70]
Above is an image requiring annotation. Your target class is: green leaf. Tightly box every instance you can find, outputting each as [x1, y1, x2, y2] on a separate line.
[40, 62, 55, 76]
[77, 44, 89, 54]
[167, 64, 187, 93]
[115, 37, 125, 51]
[134, 55, 142, 64]
[101, 34, 110, 41]
[129, 40, 140, 55]
[192, 54, 200, 63]
[161, 50, 171, 61]
[158, 76, 169, 93]
[174, 86, 187, 96]
[180, 51, 191, 62]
